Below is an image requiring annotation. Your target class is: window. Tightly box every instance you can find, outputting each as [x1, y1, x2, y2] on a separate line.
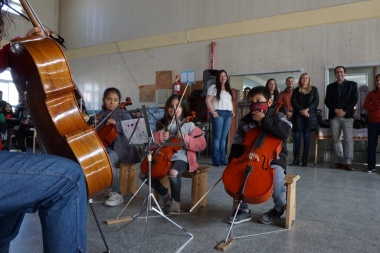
[3, 0, 23, 16]
[0, 69, 19, 106]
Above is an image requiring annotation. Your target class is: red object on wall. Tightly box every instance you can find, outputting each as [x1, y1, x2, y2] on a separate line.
[210, 42, 216, 69]
[173, 75, 181, 94]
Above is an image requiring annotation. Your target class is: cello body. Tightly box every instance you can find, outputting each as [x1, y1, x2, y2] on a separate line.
[8, 36, 113, 198]
[222, 127, 282, 204]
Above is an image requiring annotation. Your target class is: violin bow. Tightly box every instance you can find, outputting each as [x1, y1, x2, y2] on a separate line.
[166, 82, 190, 143]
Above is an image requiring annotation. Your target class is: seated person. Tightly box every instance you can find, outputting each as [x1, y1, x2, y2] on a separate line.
[3, 103, 17, 119]
[227, 86, 291, 224]
[14, 116, 34, 152]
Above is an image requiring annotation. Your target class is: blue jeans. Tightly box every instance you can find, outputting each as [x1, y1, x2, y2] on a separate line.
[240, 164, 286, 211]
[0, 152, 87, 253]
[210, 110, 232, 164]
[367, 122, 380, 170]
[294, 117, 311, 155]
[330, 117, 354, 164]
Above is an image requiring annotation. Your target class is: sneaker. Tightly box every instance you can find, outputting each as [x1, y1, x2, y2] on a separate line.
[168, 200, 181, 215]
[260, 207, 284, 224]
[162, 193, 172, 207]
[104, 192, 124, 207]
[366, 168, 376, 173]
[228, 209, 251, 224]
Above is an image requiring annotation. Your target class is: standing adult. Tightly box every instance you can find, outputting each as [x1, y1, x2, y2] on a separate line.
[280, 77, 295, 121]
[205, 69, 235, 166]
[325, 66, 358, 171]
[363, 74, 380, 173]
[237, 87, 251, 121]
[290, 73, 319, 167]
[265, 78, 280, 108]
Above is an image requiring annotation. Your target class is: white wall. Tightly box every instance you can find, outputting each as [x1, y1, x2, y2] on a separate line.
[8, 0, 379, 113]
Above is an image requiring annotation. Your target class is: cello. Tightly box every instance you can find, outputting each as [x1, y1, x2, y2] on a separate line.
[140, 112, 196, 179]
[8, 0, 112, 198]
[222, 101, 283, 204]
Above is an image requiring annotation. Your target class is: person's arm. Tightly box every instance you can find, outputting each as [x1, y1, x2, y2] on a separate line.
[343, 82, 358, 116]
[363, 92, 377, 111]
[205, 95, 218, 118]
[183, 125, 206, 152]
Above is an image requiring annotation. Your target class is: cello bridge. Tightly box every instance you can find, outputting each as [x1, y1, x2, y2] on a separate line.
[248, 153, 259, 161]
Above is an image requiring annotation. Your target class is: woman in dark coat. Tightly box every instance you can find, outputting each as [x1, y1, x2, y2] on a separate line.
[290, 73, 319, 167]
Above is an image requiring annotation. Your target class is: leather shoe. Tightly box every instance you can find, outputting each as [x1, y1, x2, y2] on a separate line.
[344, 164, 354, 171]
[330, 163, 344, 169]
[213, 163, 219, 167]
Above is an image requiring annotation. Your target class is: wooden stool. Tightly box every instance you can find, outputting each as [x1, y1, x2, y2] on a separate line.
[231, 173, 300, 229]
[182, 165, 211, 212]
[118, 163, 137, 196]
[154, 165, 211, 212]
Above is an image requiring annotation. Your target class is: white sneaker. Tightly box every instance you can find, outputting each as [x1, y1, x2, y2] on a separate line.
[104, 192, 124, 207]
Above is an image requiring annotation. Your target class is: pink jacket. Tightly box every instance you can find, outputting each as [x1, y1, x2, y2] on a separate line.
[153, 126, 206, 172]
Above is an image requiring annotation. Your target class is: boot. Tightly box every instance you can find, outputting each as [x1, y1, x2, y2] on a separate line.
[301, 153, 308, 167]
[289, 154, 300, 166]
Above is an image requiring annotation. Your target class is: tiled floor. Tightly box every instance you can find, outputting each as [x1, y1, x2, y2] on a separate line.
[8, 151, 380, 253]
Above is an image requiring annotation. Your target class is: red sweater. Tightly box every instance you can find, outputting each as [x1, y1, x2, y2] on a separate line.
[363, 90, 380, 123]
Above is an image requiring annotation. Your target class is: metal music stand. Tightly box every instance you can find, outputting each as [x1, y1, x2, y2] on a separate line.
[106, 105, 193, 238]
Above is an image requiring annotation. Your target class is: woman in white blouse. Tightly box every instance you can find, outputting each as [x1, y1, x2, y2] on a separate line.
[205, 69, 235, 166]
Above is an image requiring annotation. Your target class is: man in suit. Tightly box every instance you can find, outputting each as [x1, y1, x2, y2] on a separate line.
[325, 66, 358, 171]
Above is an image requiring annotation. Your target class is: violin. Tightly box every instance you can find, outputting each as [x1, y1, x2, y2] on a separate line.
[222, 107, 282, 204]
[95, 97, 132, 147]
[140, 112, 196, 179]
[8, 0, 113, 198]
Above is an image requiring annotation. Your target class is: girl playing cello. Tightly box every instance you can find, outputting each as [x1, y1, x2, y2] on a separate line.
[98, 87, 141, 207]
[139, 94, 206, 215]
[227, 86, 291, 224]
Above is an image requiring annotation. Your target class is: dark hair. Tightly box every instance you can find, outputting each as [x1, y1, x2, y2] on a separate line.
[243, 87, 251, 92]
[156, 94, 190, 131]
[286, 77, 294, 82]
[334, 66, 346, 74]
[214, 69, 234, 101]
[0, 1, 12, 41]
[102, 87, 121, 110]
[375, 74, 380, 91]
[265, 78, 279, 104]
[247, 86, 271, 101]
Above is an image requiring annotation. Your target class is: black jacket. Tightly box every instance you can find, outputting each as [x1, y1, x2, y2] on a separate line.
[230, 108, 292, 170]
[324, 80, 358, 119]
[291, 86, 319, 132]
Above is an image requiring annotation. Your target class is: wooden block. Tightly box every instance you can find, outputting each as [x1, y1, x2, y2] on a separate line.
[104, 216, 133, 225]
[119, 163, 137, 196]
[215, 238, 234, 251]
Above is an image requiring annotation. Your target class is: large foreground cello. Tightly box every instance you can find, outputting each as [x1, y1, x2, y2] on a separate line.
[8, 0, 112, 198]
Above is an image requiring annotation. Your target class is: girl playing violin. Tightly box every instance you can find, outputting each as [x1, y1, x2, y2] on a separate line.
[139, 94, 206, 215]
[98, 87, 141, 207]
[228, 86, 291, 224]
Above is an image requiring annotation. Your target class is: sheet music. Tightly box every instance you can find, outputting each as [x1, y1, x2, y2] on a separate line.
[121, 118, 149, 144]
